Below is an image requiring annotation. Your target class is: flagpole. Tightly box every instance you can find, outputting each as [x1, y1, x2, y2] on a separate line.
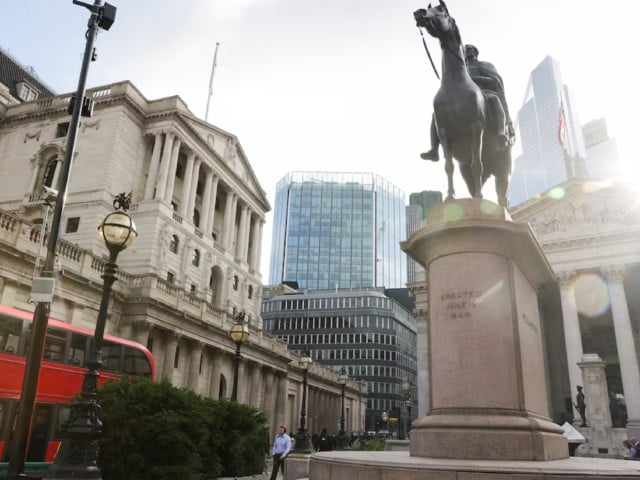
[205, 42, 220, 123]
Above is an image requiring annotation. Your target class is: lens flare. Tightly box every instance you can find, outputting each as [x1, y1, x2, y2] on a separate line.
[547, 187, 566, 200]
[572, 273, 610, 317]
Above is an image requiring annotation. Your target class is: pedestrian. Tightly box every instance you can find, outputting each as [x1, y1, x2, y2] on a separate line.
[623, 439, 639, 460]
[270, 426, 292, 480]
[317, 428, 333, 452]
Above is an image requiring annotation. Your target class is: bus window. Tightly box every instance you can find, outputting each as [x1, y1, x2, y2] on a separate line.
[0, 314, 22, 354]
[26, 404, 53, 462]
[53, 405, 70, 440]
[44, 327, 67, 362]
[67, 332, 87, 366]
[101, 341, 122, 373]
[123, 346, 151, 377]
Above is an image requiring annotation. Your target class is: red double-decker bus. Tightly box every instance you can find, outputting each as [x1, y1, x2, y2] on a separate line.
[0, 305, 155, 464]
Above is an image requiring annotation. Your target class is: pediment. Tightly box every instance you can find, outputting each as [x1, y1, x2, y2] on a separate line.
[179, 115, 269, 210]
[510, 180, 640, 240]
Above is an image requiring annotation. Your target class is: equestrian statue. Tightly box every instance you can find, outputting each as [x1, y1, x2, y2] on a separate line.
[414, 1, 514, 207]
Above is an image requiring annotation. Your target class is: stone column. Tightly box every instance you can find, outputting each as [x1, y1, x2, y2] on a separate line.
[263, 370, 277, 435]
[236, 204, 249, 259]
[410, 279, 430, 418]
[578, 353, 613, 455]
[133, 320, 152, 347]
[209, 349, 222, 400]
[164, 136, 182, 204]
[248, 215, 260, 269]
[249, 362, 262, 408]
[162, 332, 179, 383]
[179, 151, 195, 216]
[200, 169, 214, 232]
[557, 270, 584, 423]
[155, 132, 174, 200]
[275, 372, 287, 430]
[187, 157, 201, 223]
[227, 195, 239, 253]
[602, 265, 640, 436]
[187, 341, 204, 393]
[222, 191, 235, 250]
[207, 176, 220, 237]
[254, 220, 265, 272]
[144, 132, 163, 200]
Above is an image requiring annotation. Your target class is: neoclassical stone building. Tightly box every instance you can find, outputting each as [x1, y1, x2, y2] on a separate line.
[0, 56, 366, 436]
[409, 179, 640, 439]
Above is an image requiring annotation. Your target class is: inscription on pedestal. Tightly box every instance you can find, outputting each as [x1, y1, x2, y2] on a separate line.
[440, 291, 480, 320]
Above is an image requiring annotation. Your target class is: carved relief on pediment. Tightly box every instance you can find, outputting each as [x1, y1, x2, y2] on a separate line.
[525, 193, 639, 236]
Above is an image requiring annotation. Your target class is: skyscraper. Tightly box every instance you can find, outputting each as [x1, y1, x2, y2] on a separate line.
[509, 56, 586, 206]
[269, 171, 407, 290]
[582, 118, 620, 181]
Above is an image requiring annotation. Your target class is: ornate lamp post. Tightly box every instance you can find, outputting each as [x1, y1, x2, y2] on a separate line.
[337, 367, 349, 449]
[229, 311, 249, 402]
[406, 398, 413, 437]
[381, 411, 389, 437]
[46, 192, 136, 480]
[294, 348, 312, 453]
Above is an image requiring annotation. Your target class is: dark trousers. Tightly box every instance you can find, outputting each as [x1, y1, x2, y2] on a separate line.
[270, 454, 285, 480]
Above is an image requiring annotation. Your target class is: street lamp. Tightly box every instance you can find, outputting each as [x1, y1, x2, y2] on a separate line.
[46, 192, 136, 479]
[7, 2, 117, 478]
[381, 410, 389, 437]
[294, 348, 312, 453]
[405, 398, 413, 437]
[337, 367, 349, 449]
[229, 311, 249, 402]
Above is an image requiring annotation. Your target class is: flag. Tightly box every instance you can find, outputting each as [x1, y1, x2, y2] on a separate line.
[557, 100, 568, 150]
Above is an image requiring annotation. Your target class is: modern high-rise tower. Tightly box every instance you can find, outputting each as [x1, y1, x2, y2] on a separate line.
[269, 171, 407, 290]
[509, 56, 586, 206]
[582, 118, 620, 181]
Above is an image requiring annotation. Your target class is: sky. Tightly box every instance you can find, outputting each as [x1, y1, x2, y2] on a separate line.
[1, 0, 638, 278]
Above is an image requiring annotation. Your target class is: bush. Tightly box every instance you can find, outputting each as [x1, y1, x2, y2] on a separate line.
[349, 438, 386, 451]
[96, 378, 268, 480]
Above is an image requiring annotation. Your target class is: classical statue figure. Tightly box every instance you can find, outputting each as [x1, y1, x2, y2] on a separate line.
[414, 1, 513, 207]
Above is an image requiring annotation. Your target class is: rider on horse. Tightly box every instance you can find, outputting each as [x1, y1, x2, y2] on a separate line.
[421, 44, 514, 162]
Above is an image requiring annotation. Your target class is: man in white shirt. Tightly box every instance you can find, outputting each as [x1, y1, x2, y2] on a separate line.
[270, 426, 292, 480]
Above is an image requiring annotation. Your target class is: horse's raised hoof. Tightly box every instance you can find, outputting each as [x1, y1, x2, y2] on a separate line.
[420, 149, 439, 162]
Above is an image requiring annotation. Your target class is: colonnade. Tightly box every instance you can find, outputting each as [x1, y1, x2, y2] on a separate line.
[143, 131, 264, 269]
[558, 265, 640, 428]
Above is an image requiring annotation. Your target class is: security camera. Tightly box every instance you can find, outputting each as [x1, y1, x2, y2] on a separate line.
[41, 186, 58, 203]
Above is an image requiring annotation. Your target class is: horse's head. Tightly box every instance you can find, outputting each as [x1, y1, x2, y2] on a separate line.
[414, 1, 455, 40]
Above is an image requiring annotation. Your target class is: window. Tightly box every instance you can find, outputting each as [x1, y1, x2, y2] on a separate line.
[167, 272, 175, 284]
[42, 158, 58, 188]
[193, 209, 200, 227]
[248, 285, 253, 299]
[174, 346, 180, 368]
[55, 122, 69, 138]
[169, 235, 179, 254]
[233, 275, 239, 291]
[17, 82, 39, 101]
[192, 249, 201, 267]
[65, 217, 80, 233]
[190, 284, 197, 293]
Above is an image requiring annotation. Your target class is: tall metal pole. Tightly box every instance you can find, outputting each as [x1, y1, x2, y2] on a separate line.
[7, 2, 112, 478]
[204, 42, 220, 122]
[294, 367, 311, 453]
[231, 342, 241, 402]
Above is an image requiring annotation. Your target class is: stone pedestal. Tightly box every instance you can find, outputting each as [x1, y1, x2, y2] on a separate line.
[284, 453, 311, 480]
[401, 199, 567, 461]
[578, 353, 615, 456]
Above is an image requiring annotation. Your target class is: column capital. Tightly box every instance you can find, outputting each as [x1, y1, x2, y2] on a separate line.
[601, 264, 625, 283]
[165, 331, 181, 343]
[133, 320, 152, 334]
[555, 270, 576, 288]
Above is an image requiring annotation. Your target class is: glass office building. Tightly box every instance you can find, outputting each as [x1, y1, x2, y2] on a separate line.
[509, 56, 586, 206]
[269, 172, 407, 290]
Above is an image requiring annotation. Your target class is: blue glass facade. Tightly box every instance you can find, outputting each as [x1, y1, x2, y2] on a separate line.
[269, 172, 406, 290]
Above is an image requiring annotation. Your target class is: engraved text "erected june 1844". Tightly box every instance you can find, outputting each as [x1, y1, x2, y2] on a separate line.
[441, 291, 481, 320]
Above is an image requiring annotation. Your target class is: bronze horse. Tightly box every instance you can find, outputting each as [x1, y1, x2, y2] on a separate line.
[416, 1, 511, 207]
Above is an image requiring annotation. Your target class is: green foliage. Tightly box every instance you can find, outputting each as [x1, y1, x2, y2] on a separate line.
[96, 378, 268, 480]
[349, 438, 386, 451]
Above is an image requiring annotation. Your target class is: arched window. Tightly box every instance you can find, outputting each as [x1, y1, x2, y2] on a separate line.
[192, 249, 201, 267]
[42, 157, 58, 188]
[169, 235, 179, 254]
